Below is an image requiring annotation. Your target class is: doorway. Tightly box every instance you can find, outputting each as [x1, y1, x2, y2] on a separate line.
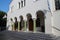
[36, 11, 45, 32]
[26, 13, 33, 31]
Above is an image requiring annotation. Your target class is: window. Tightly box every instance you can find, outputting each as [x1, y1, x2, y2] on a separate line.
[19, 2, 20, 8]
[21, 1, 23, 7]
[24, 0, 26, 6]
[55, 0, 60, 10]
[11, 6, 14, 12]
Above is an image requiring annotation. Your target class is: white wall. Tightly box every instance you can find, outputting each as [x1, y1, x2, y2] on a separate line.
[45, 11, 52, 34]
[52, 10, 60, 36]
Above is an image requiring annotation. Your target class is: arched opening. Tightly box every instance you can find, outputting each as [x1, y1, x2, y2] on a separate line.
[36, 11, 45, 32]
[19, 15, 24, 31]
[14, 17, 18, 31]
[26, 13, 33, 31]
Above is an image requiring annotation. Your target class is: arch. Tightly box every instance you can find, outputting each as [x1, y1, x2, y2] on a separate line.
[19, 15, 23, 21]
[14, 17, 17, 21]
[26, 13, 34, 31]
[36, 10, 45, 32]
[14, 17, 18, 30]
[26, 13, 32, 20]
[19, 15, 24, 30]
[10, 18, 13, 21]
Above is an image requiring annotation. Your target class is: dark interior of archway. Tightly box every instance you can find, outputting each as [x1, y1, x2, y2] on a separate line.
[26, 13, 34, 31]
[36, 11, 45, 32]
[14, 17, 18, 30]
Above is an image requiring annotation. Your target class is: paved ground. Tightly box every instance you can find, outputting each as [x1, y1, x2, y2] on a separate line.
[0, 31, 59, 40]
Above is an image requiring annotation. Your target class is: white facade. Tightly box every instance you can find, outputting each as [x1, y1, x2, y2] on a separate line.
[7, 0, 60, 36]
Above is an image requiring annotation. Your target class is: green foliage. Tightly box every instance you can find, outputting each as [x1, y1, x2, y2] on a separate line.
[0, 11, 7, 19]
[0, 11, 7, 31]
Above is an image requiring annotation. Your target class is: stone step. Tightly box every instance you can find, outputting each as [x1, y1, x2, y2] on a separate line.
[0, 31, 56, 40]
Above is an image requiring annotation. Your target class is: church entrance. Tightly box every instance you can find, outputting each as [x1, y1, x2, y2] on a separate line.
[36, 11, 45, 32]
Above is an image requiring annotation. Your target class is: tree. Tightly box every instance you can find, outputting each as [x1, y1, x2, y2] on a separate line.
[0, 11, 6, 18]
[0, 11, 7, 31]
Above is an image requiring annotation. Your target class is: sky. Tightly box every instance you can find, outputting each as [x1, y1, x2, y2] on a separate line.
[0, 0, 12, 13]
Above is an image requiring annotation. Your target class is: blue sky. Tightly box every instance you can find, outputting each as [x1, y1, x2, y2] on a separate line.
[0, 0, 12, 13]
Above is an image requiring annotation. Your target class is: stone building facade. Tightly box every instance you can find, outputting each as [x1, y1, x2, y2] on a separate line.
[7, 0, 60, 36]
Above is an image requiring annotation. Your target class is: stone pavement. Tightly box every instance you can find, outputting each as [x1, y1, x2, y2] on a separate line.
[0, 31, 58, 40]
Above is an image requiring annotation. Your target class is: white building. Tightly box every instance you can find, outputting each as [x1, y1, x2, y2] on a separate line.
[7, 0, 60, 36]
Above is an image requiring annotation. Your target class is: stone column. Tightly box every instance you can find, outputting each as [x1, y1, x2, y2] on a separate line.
[24, 21, 26, 32]
[13, 23, 15, 31]
[18, 22, 20, 32]
[11, 22, 13, 31]
[33, 18, 36, 33]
